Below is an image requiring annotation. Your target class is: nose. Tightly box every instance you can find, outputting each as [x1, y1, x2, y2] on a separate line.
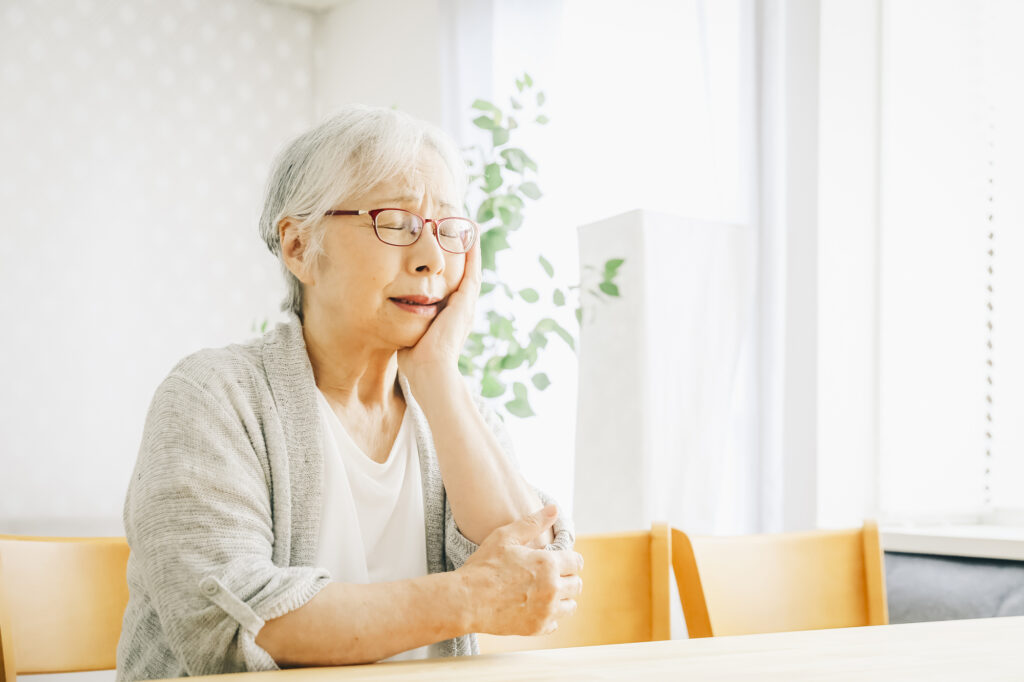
[408, 220, 446, 274]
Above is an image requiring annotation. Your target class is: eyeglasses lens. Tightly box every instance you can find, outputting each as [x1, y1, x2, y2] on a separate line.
[374, 209, 421, 246]
[438, 218, 476, 253]
[374, 210, 476, 253]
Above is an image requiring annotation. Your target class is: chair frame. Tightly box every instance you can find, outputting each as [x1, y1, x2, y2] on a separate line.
[672, 520, 888, 638]
[0, 535, 130, 681]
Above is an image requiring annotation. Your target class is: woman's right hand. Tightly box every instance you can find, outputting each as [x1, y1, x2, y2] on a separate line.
[457, 504, 584, 637]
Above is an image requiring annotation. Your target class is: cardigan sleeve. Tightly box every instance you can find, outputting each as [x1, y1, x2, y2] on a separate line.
[123, 375, 330, 675]
[443, 393, 576, 571]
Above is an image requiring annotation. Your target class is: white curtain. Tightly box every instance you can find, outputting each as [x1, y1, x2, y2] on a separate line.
[468, 0, 787, 535]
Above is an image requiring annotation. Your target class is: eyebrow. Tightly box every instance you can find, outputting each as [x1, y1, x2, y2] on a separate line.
[376, 196, 459, 213]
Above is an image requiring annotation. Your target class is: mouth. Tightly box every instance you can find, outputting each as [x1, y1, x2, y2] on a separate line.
[389, 295, 444, 316]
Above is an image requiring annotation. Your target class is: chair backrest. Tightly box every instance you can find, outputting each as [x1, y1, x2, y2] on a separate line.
[672, 521, 888, 638]
[0, 535, 130, 681]
[477, 522, 672, 654]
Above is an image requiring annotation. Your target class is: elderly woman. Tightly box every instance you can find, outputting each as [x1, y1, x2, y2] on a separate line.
[116, 105, 581, 679]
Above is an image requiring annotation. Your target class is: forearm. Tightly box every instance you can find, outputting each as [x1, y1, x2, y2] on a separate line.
[255, 571, 471, 667]
[415, 369, 552, 547]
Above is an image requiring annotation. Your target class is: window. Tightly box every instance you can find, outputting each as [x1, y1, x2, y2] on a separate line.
[878, 0, 1024, 523]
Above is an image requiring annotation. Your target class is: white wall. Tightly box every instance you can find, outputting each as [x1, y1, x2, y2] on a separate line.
[0, 0, 314, 533]
[313, 0, 447, 125]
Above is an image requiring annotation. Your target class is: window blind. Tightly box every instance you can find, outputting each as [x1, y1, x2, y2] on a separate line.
[878, 0, 1024, 522]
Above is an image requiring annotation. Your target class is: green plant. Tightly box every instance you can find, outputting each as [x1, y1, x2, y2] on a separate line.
[460, 73, 624, 419]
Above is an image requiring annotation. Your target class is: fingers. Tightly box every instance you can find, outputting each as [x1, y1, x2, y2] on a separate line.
[539, 602, 575, 637]
[552, 549, 584, 577]
[471, 227, 482, 280]
[460, 229, 482, 292]
[501, 504, 559, 545]
[555, 597, 578, 621]
[557, 575, 584, 600]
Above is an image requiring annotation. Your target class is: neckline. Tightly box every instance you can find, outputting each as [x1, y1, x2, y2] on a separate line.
[316, 389, 409, 467]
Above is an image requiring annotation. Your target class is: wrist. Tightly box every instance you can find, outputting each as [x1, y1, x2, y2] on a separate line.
[406, 366, 470, 412]
[445, 567, 480, 634]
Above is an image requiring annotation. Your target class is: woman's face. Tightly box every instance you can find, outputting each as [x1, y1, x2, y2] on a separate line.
[303, 150, 467, 350]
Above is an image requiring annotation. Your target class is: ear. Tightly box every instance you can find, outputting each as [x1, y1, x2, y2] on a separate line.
[278, 218, 316, 285]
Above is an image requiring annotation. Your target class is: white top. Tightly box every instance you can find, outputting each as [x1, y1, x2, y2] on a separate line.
[313, 389, 442, 662]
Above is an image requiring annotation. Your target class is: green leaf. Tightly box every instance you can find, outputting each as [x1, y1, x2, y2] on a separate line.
[503, 212, 524, 231]
[483, 163, 502, 192]
[511, 96, 523, 110]
[535, 114, 550, 124]
[500, 345, 527, 369]
[539, 318, 576, 350]
[515, 77, 524, 92]
[525, 342, 539, 366]
[523, 72, 533, 87]
[480, 282, 496, 295]
[458, 354, 474, 376]
[529, 329, 548, 348]
[537, 91, 546, 106]
[473, 115, 495, 130]
[604, 258, 625, 276]
[465, 332, 485, 355]
[487, 310, 515, 341]
[513, 381, 528, 400]
[575, 307, 583, 324]
[532, 373, 551, 390]
[553, 289, 565, 306]
[500, 148, 537, 173]
[599, 281, 620, 297]
[505, 398, 535, 418]
[472, 99, 500, 114]
[505, 381, 535, 417]
[538, 254, 554, 277]
[481, 372, 506, 398]
[507, 117, 518, 129]
[476, 198, 496, 224]
[480, 228, 510, 271]
[505, 193, 525, 209]
[519, 181, 542, 200]
[518, 288, 540, 303]
[501, 148, 525, 172]
[492, 126, 510, 146]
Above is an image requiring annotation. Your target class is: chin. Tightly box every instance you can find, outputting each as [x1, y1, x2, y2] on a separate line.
[392, 324, 429, 350]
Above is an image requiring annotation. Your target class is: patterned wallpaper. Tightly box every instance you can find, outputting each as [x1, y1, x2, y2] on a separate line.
[0, 0, 314, 529]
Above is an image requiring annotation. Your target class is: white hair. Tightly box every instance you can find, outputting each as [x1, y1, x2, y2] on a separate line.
[258, 104, 468, 319]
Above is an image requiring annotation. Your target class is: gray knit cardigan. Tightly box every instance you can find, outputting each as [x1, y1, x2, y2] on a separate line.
[116, 314, 574, 680]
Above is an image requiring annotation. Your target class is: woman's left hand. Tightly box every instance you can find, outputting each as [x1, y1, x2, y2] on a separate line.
[397, 232, 481, 386]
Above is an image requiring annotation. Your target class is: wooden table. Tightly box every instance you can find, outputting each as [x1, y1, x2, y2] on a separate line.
[202, 616, 1024, 681]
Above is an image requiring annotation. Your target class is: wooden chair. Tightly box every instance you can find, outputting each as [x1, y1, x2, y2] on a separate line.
[477, 522, 672, 653]
[672, 521, 888, 638]
[0, 535, 130, 682]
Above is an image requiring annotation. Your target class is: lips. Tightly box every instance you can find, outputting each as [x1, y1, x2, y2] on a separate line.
[389, 295, 442, 305]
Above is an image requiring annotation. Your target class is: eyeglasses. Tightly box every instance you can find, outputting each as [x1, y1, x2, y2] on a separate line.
[323, 208, 478, 254]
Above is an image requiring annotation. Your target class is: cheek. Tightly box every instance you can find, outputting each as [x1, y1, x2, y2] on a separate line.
[319, 246, 394, 304]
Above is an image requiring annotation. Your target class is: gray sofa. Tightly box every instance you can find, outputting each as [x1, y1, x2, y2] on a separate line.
[885, 551, 1024, 622]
